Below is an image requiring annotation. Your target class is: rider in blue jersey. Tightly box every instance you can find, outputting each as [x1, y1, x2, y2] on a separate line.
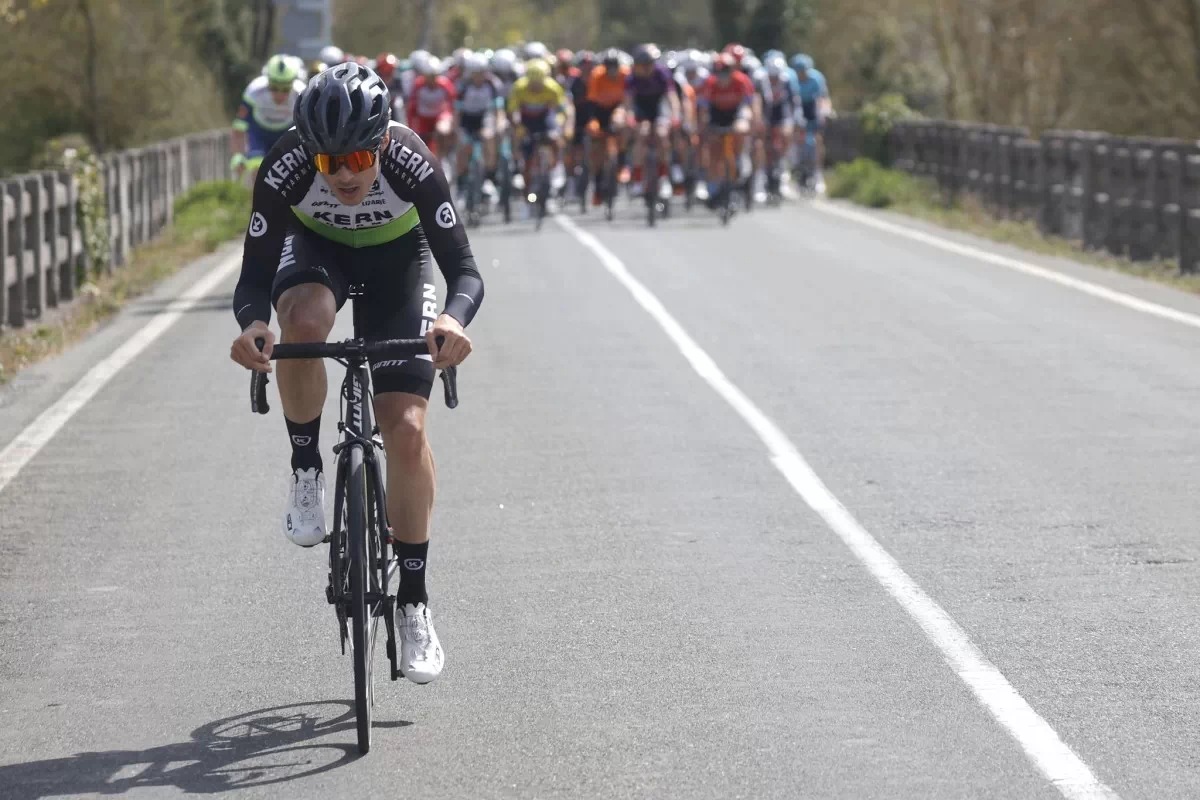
[790, 53, 831, 192]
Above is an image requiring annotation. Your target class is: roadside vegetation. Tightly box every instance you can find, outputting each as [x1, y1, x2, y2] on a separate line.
[827, 159, 1200, 295]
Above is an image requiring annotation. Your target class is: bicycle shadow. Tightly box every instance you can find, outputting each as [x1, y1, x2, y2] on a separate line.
[0, 700, 411, 799]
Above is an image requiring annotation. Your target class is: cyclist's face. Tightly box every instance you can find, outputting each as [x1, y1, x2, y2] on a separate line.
[469, 71, 485, 84]
[322, 133, 387, 206]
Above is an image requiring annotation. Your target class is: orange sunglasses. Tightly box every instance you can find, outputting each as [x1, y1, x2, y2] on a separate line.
[312, 147, 380, 175]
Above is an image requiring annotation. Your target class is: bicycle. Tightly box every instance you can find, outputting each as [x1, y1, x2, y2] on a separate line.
[496, 132, 515, 224]
[589, 124, 622, 222]
[764, 126, 789, 206]
[519, 130, 555, 231]
[708, 129, 740, 226]
[641, 128, 671, 228]
[248, 285, 459, 755]
[462, 136, 486, 227]
[792, 127, 818, 197]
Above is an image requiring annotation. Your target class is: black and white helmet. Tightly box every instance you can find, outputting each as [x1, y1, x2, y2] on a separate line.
[294, 62, 391, 155]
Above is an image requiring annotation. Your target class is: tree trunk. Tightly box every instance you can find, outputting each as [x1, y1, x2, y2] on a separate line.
[419, 0, 436, 51]
[78, 0, 104, 151]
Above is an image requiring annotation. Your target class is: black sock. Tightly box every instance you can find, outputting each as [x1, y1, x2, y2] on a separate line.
[396, 540, 429, 607]
[285, 415, 322, 472]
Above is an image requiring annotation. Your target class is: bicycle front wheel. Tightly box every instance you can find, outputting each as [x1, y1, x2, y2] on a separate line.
[346, 443, 374, 754]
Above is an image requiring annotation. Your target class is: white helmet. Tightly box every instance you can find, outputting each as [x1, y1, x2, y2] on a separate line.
[464, 52, 489, 74]
[410, 50, 431, 74]
[765, 55, 786, 78]
[319, 45, 344, 66]
[491, 48, 517, 75]
[523, 41, 548, 61]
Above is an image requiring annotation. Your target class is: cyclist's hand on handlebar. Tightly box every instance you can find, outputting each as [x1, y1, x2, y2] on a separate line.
[426, 314, 472, 369]
[231, 321, 274, 373]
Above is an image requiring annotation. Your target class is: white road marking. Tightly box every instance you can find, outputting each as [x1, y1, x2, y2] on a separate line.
[815, 199, 1200, 331]
[555, 212, 1119, 800]
[0, 252, 242, 495]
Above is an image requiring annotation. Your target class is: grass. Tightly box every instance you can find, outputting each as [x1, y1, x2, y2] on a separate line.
[826, 159, 1200, 295]
[0, 180, 250, 385]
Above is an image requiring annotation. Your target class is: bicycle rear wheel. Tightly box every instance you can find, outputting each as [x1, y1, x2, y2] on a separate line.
[346, 443, 375, 754]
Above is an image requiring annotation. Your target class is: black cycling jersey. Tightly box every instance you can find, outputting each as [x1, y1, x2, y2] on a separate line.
[233, 122, 484, 332]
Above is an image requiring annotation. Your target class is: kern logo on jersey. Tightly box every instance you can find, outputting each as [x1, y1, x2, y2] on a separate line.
[248, 212, 268, 237]
[435, 202, 457, 228]
[386, 138, 436, 183]
[264, 143, 310, 192]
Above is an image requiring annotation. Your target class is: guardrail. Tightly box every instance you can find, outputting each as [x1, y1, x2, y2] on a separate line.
[827, 117, 1200, 273]
[2, 130, 231, 330]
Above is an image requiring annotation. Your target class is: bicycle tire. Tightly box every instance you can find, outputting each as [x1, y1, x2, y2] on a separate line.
[347, 443, 373, 754]
[646, 147, 657, 228]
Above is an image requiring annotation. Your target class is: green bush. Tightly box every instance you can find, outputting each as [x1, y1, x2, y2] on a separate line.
[858, 92, 921, 165]
[172, 180, 252, 251]
[828, 158, 925, 209]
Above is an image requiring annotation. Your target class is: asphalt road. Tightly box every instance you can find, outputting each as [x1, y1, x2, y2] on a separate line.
[3, 194, 1200, 799]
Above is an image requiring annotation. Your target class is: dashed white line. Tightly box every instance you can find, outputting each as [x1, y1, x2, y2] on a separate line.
[555, 212, 1119, 800]
[814, 199, 1200, 331]
[0, 252, 242, 495]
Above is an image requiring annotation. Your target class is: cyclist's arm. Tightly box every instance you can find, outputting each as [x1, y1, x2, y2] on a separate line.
[232, 102, 252, 155]
[557, 84, 572, 129]
[452, 84, 464, 128]
[393, 128, 484, 326]
[232, 156, 292, 330]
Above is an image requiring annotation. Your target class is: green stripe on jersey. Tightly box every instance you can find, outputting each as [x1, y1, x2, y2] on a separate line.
[291, 206, 419, 248]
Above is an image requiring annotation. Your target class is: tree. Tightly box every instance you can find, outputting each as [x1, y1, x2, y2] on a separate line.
[744, 0, 813, 56]
[710, 0, 741, 46]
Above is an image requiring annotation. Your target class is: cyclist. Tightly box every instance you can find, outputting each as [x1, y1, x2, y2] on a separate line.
[319, 45, 346, 68]
[584, 48, 631, 203]
[507, 58, 569, 198]
[229, 63, 484, 686]
[762, 55, 795, 196]
[791, 53, 831, 192]
[565, 50, 595, 200]
[454, 52, 506, 199]
[231, 54, 306, 186]
[625, 44, 680, 197]
[491, 48, 521, 97]
[407, 54, 457, 160]
[554, 48, 576, 88]
[664, 51, 696, 193]
[698, 52, 755, 207]
[375, 52, 406, 123]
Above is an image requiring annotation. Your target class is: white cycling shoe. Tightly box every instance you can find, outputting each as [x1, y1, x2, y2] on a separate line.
[282, 468, 326, 547]
[398, 602, 444, 684]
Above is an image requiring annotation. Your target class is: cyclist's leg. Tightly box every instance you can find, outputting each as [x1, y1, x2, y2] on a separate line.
[361, 236, 445, 683]
[456, 115, 477, 183]
[269, 228, 351, 545]
[482, 113, 498, 173]
[361, 235, 437, 556]
[271, 228, 350, 430]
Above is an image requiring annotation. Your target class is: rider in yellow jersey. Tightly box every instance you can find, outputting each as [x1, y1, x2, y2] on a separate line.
[507, 59, 571, 192]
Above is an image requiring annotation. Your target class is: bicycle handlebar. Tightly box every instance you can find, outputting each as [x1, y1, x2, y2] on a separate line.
[250, 337, 459, 415]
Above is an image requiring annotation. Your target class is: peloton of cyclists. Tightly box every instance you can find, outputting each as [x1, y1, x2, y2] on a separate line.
[273, 41, 833, 219]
